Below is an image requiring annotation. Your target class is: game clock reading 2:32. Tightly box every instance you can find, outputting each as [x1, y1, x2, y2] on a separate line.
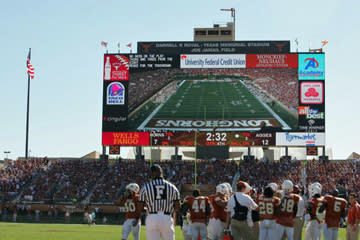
[151, 132, 275, 146]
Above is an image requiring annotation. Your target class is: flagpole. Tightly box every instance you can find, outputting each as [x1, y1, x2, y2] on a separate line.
[25, 48, 31, 160]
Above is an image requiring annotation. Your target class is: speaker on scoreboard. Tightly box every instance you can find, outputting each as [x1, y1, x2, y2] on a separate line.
[135, 154, 145, 161]
[244, 155, 255, 162]
[319, 155, 329, 163]
[196, 146, 229, 160]
[171, 155, 182, 160]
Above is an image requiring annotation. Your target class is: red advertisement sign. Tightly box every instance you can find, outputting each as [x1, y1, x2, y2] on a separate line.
[102, 132, 150, 146]
[103, 55, 129, 81]
[300, 82, 324, 104]
[246, 54, 298, 68]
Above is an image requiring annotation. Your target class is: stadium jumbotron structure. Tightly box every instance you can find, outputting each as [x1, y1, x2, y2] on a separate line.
[102, 23, 327, 162]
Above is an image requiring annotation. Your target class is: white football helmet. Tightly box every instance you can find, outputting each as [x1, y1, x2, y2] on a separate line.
[222, 182, 232, 194]
[282, 180, 293, 193]
[216, 184, 228, 195]
[312, 182, 322, 192]
[308, 182, 322, 197]
[126, 183, 140, 193]
[310, 186, 322, 197]
[267, 182, 279, 192]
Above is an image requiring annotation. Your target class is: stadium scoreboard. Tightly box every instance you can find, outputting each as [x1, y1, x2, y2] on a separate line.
[150, 132, 275, 146]
[102, 41, 326, 147]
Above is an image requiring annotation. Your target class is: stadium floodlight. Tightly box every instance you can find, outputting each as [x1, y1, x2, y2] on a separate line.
[220, 8, 236, 37]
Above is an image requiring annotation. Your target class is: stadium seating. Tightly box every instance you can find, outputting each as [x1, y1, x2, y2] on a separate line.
[1, 157, 359, 206]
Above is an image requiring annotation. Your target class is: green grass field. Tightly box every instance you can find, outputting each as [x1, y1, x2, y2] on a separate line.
[0, 222, 347, 240]
[137, 80, 296, 131]
[156, 81, 272, 119]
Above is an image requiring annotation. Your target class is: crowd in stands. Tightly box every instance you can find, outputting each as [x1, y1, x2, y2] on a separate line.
[128, 69, 183, 111]
[239, 158, 302, 192]
[0, 158, 49, 202]
[1, 157, 360, 205]
[306, 159, 360, 195]
[241, 68, 298, 109]
[20, 159, 107, 202]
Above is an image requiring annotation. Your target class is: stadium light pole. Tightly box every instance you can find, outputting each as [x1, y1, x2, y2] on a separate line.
[220, 8, 236, 39]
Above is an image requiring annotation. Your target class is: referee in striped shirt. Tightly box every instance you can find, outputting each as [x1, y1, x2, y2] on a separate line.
[136, 164, 180, 240]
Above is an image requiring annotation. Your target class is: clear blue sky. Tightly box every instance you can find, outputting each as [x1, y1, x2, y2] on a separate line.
[1, 0, 359, 159]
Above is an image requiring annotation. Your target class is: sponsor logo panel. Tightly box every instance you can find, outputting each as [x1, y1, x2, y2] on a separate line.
[298, 105, 325, 132]
[102, 132, 150, 146]
[103, 54, 129, 81]
[298, 54, 325, 80]
[276, 132, 325, 146]
[298, 106, 325, 119]
[106, 82, 125, 105]
[102, 81, 128, 133]
[300, 82, 324, 104]
[180, 54, 246, 68]
[246, 54, 298, 68]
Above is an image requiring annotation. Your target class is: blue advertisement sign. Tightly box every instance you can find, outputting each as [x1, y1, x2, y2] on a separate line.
[298, 54, 325, 80]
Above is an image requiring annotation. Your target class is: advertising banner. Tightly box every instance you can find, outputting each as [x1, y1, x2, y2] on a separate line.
[298, 105, 325, 132]
[276, 132, 325, 146]
[300, 81, 324, 104]
[298, 54, 325, 80]
[137, 41, 290, 54]
[102, 132, 150, 146]
[180, 54, 246, 68]
[246, 54, 298, 68]
[102, 81, 128, 132]
[103, 54, 129, 81]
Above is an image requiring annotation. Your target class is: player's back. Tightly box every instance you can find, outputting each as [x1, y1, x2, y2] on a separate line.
[258, 195, 280, 220]
[213, 194, 228, 222]
[276, 193, 300, 227]
[324, 195, 347, 227]
[209, 194, 218, 219]
[124, 194, 139, 219]
[308, 196, 325, 223]
[185, 195, 210, 223]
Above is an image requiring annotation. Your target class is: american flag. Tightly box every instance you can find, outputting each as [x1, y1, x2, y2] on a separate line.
[321, 40, 328, 47]
[27, 49, 34, 79]
[126, 43, 132, 48]
[101, 41, 108, 47]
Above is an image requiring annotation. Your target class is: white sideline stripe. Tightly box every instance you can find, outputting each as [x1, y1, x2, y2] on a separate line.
[138, 103, 164, 130]
[239, 80, 291, 130]
[138, 80, 188, 130]
[0, 222, 117, 226]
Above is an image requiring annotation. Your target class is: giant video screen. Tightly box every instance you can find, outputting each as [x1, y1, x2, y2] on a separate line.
[102, 50, 325, 146]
